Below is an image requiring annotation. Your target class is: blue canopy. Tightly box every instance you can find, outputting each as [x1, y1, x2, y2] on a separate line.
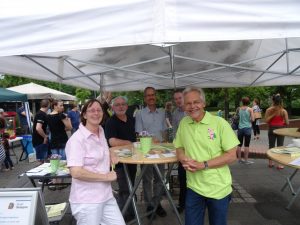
[0, 88, 28, 102]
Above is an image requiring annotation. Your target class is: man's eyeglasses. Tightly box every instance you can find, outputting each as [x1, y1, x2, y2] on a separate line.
[114, 103, 127, 107]
[86, 109, 102, 113]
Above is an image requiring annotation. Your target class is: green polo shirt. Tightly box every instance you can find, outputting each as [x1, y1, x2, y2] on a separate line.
[174, 112, 239, 199]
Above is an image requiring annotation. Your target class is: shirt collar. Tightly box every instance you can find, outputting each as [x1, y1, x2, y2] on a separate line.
[79, 123, 103, 139]
[145, 106, 158, 113]
[187, 111, 211, 125]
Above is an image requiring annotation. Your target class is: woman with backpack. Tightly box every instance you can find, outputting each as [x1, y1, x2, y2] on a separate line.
[236, 97, 255, 164]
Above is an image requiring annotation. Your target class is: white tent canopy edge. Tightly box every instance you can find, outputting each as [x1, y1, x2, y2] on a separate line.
[0, 0, 300, 91]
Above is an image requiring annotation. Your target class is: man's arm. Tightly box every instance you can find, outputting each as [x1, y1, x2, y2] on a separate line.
[183, 147, 237, 172]
[109, 138, 131, 147]
[36, 123, 48, 144]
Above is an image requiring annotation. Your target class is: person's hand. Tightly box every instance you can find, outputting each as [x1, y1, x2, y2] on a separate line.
[181, 157, 200, 172]
[110, 153, 119, 165]
[105, 171, 117, 181]
[152, 137, 160, 143]
[43, 136, 48, 144]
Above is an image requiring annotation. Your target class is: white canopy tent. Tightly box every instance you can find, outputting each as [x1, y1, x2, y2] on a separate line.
[0, 0, 300, 91]
[7, 82, 76, 101]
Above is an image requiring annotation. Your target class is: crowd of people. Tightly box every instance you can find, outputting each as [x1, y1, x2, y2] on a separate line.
[0, 87, 292, 225]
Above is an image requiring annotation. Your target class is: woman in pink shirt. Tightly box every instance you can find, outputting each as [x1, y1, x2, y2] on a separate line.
[65, 99, 125, 225]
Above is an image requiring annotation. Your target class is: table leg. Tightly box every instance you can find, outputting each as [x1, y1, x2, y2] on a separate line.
[281, 169, 298, 194]
[280, 169, 300, 209]
[10, 142, 18, 164]
[123, 164, 142, 225]
[122, 165, 148, 225]
[286, 187, 300, 210]
[153, 164, 183, 225]
[19, 141, 28, 161]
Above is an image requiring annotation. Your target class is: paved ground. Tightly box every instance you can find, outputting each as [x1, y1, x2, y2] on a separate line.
[1, 130, 300, 225]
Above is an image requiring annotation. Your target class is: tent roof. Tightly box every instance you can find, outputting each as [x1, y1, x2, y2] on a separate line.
[0, 88, 28, 102]
[7, 82, 76, 101]
[0, 0, 300, 91]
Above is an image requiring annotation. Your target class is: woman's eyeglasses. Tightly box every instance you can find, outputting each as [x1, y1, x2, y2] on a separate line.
[86, 109, 102, 113]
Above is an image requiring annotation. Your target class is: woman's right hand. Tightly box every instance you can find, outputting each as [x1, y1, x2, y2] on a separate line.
[105, 171, 117, 182]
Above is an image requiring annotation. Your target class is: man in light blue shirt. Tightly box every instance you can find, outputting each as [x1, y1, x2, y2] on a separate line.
[135, 87, 167, 218]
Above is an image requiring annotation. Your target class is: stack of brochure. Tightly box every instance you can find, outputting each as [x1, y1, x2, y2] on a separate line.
[271, 147, 300, 157]
[45, 202, 67, 218]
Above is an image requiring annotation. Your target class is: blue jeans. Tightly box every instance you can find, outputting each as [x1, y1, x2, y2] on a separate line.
[51, 148, 66, 160]
[34, 143, 48, 161]
[185, 188, 231, 225]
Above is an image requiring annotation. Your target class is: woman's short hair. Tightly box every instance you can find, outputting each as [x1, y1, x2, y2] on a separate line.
[241, 97, 250, 106]
[80, 99, 102, 126]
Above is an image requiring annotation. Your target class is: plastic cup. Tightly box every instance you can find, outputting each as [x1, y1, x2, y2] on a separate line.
[50, 159, 60, 174]
[139, 137, 152, 154]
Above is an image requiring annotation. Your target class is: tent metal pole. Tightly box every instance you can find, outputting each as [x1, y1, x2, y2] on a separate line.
[175, 54, 289, 77]
[285, 38, 290, 74]
[66, 56, 168, 79]
[64, 59, 100, 85]
[22, 55, 64, 80]
[69, 58, 168, 79]
[249, 52, 286, 86]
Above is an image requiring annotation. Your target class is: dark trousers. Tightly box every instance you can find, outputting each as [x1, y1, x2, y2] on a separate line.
[268, 126, 285, 148]
[4, 151, 13, 169]
[116, 164, 137, 216]
[185, 188, 231, 225]
[178, 162, 187, 208]
[252, 119, 260, 136]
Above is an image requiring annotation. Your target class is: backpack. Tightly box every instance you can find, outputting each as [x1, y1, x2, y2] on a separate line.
[231, 108, 240, 130]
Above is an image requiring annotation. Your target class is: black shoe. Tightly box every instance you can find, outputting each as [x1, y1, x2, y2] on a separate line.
[38, 179, 53, 185]
[156, 204, 167, 217]
[124, 214, 135, 223]
[176, 205, 184, 213]
[146, 206, 155, 219]
[57, 184, 69, 190]
[48, 185, 56, 191]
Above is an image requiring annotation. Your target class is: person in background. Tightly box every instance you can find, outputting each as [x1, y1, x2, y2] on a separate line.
[47, 100, 72, 190]
[165, 101, 173, 143]
[68, 103, 81, 135]
[172, 90, 186, 213]
[174, 87, 239, 225]
[105, 96, 137, 222]
[97, 91, 113, 131]
[32, 99, 50, 165]
[236, 97, 254, 164]
[265, 94, 289, 169]
[217, 110, 223, 117]
[0, 108, 5, 136]
[17, 104, 31, 134]
[65, 99, 125, 225]
[135, 86, 167, 218]
[47, 100, 72, 161]
[2, 132, 14, 171]
[252, 99, 262, 140]
[0, 109, 6, 165]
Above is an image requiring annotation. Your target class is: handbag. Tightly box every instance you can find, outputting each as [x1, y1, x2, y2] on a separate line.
[254, 111, 262, 119]
[0, 142, 5, 163]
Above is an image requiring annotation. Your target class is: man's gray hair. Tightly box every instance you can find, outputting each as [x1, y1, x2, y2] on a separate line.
[111, 96, 128, 106]
[183, 87, 206, 103]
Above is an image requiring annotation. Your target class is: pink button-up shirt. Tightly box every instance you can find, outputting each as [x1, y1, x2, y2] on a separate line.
[65, 123, 113, 203]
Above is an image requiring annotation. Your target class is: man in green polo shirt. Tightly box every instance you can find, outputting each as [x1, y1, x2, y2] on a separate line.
[174, 87, 239, 225]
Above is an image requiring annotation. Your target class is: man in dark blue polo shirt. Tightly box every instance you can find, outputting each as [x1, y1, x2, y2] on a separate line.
[105, 96, 136, 222]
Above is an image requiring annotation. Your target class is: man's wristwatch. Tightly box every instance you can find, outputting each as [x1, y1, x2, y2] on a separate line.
[203, 161, 209, 170]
